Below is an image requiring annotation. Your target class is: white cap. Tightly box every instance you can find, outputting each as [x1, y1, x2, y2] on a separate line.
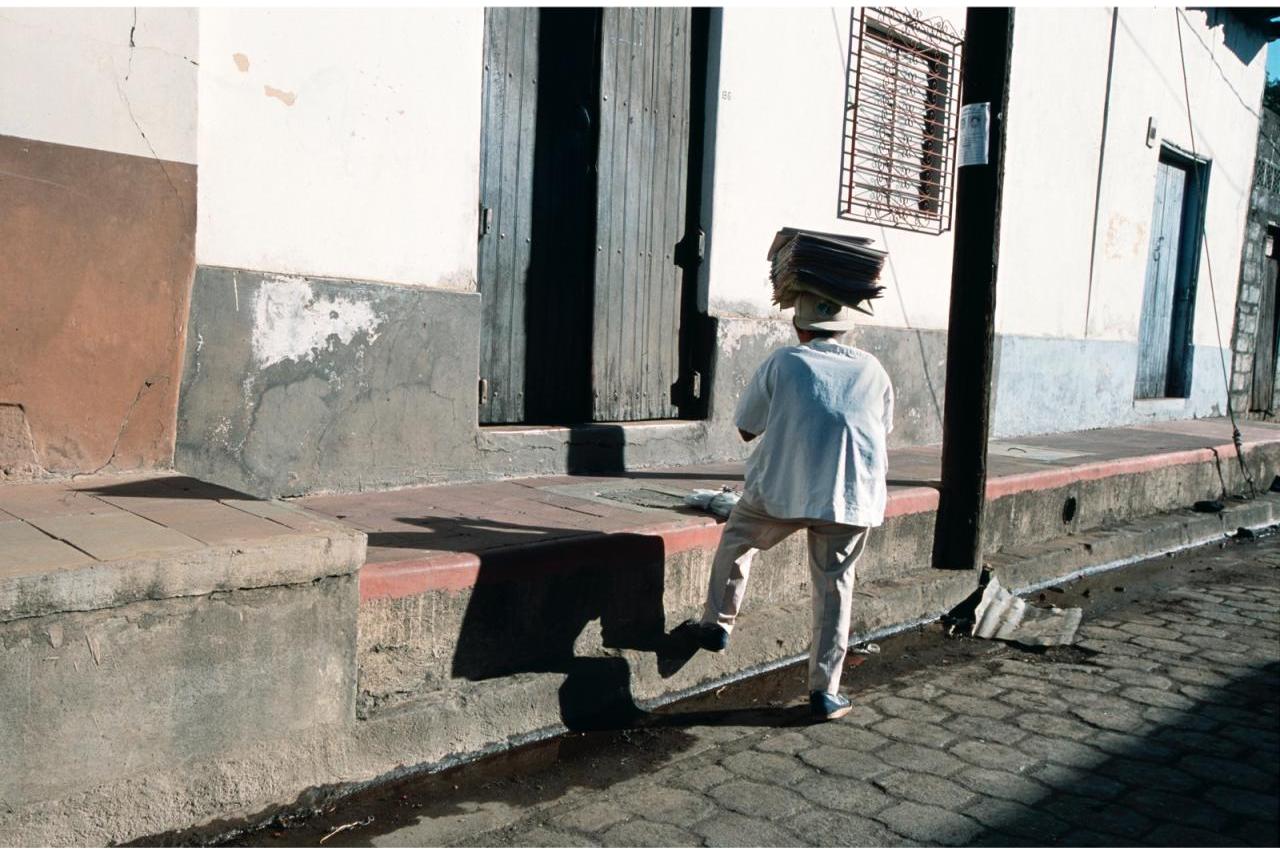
[792, 292, 857, 331]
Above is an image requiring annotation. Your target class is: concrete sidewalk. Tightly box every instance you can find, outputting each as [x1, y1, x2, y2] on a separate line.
[298, 418, 1280, 602]
[249, 532, 1280, 848]
[297, 417, 1280, 724]
[3, 416, 1280, 845]
[2, 417, 1274, 605]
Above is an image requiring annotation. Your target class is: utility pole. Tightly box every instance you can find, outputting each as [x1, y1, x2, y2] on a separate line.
[932, 8, 1015, 571]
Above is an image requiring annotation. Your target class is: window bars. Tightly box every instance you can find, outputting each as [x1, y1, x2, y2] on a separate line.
[1260, 157, 1280, 196]
[841, 7, 964, 235]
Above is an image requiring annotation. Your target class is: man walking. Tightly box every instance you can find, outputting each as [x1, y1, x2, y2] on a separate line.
[687, 291, 894, 721]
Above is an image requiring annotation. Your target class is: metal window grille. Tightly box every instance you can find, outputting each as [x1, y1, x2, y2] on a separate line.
[1260, 157, 1280, 195]
[840, 7, 963, 235]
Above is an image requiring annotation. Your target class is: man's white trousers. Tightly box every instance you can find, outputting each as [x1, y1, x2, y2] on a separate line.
[700, 498, 869, 696]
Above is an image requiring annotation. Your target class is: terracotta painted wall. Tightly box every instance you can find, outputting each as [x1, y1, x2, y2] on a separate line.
[0, 9, 198, 478]
[0, 135, 196, 476]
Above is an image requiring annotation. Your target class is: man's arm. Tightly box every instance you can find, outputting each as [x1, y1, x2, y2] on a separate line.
[734, 353, 775, 441]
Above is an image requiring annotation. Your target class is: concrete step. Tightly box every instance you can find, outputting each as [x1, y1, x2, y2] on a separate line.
[0, 473, 366, 846]
[339, 494, 1280, 829]
[986, 492, 1280, 594]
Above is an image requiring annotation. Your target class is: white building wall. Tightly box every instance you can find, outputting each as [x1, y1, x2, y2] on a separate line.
[1086, 8, 1263, 348]
[992, 8, 1267, 437]
[704, 7, 965, 331]
[0, 8, 197, 163]
[998, 8, 1264, 347]
[195, 8, 484, 290]
[994, 6, 1114, 342]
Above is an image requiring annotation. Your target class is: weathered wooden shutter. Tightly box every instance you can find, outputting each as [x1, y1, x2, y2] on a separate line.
[477, 8, 539, 424]
[592, 7, 692, 422]
[1135, 159, 1187, 399]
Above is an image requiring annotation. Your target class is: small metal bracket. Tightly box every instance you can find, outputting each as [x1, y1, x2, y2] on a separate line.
[479, 205, 493, 239]
[478, 377, 489, 405]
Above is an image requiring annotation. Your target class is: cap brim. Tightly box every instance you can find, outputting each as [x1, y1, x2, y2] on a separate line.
[794, 317, 857, 331]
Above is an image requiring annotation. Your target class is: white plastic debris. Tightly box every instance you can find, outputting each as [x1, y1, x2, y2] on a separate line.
[684, 487, 742, 519]
[851, 642, 881, 655]
[971, 573, 1083, 647]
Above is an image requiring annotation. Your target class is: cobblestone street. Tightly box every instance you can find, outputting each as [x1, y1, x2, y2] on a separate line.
[244, 534, 1280, 848]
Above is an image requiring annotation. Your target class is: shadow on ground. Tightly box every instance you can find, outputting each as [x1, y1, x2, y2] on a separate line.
[964, 661, 1280, 846]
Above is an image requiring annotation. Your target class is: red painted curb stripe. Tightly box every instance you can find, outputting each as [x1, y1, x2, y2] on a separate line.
[359, 552, 482, 598]
[357, 440, 1269, 602]
[360, 518, 726, 602]
[982, 441, 1247, 500]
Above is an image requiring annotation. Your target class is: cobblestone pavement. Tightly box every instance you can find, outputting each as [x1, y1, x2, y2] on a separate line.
[447, 541, 1280, 847]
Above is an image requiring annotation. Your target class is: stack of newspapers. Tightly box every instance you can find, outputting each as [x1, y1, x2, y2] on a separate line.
[767, 227, 887, 315]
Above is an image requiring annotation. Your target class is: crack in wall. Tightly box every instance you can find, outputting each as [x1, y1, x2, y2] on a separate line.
[111, 9, 188, 220]
[76, 375, 167, 478]
[126, 7, 136, 77]
[2, 568, 358, 626]
[0, 169, 89, 198]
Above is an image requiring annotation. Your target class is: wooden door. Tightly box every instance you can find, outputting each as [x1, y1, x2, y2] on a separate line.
[591, 7, 692, 422]
[477, 8, 540, 424]
[477, 10, 599, 425]
[1135, 159, 1187, 399]
[1252, 245, 1280, 411]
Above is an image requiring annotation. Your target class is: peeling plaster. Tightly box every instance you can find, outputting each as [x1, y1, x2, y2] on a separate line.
[263, 85, 296, 106]
[718, 316, 793, 358]
[250, 276, 385, 369]
[1103, 213, 1148, 261]
[232, 52, 249, 72]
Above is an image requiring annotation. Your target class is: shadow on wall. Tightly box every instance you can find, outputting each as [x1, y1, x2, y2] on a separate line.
[1199, 7, 1272, 67]
[368, 513, 702, 731]
[564, 424, 626, 476]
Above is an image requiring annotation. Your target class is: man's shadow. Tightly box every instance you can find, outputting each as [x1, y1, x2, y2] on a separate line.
[371, 516, 712, 731]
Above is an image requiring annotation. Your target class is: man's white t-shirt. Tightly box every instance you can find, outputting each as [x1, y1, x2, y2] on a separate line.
[734, 339, 894, 528]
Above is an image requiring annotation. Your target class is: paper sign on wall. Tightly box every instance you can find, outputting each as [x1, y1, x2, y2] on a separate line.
[958, 102, 990, 167]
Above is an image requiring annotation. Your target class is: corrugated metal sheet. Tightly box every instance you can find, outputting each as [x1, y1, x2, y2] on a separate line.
[592, 7, 691, 422]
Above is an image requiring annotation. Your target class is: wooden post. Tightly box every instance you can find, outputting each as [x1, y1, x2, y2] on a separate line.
[932, 8, 1015, 570]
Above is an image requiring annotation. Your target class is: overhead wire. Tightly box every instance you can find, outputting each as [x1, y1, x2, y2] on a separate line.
[1173, 8, 1258, 499]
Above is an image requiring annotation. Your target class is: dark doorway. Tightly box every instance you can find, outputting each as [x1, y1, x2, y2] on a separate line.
[477, 8, 599, 425]
[477, 8, 710, 426]
[1135, 146, 1210, 399]
[1250, 227, 1280, 412]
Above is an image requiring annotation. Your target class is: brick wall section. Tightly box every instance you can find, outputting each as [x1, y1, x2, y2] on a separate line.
[1229, 108, 1280, 415]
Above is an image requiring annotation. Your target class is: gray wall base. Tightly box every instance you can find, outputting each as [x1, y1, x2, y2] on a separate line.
[176, 277, 950, 497]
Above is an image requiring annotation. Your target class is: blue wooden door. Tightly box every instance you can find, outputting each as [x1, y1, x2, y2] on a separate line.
[1135, 159, 1188, 399]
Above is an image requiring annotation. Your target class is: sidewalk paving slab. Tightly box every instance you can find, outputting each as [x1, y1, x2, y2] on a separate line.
[292, 417, 1280, 599]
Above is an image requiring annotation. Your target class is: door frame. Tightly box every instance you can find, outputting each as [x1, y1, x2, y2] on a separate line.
[474, 7, 716, 427]
[1135, 142, 1211, 400]
[1160, 144, 1210, 399]
[1250, 226, 1280, 412]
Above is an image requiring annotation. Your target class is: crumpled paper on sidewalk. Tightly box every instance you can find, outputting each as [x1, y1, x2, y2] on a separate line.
[971, 573, 1083, 647]
[684, 487, 741, 519]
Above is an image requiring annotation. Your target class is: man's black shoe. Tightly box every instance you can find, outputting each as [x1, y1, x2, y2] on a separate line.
[678, 619, 729, 653]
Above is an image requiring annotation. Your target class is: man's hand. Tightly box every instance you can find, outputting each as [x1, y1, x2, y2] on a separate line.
[738, 429, 758, 442]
